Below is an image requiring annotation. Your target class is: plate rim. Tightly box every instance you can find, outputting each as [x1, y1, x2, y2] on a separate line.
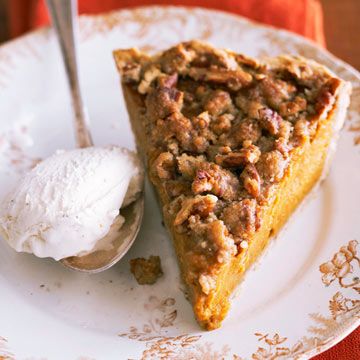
[0, 5, 359, 359]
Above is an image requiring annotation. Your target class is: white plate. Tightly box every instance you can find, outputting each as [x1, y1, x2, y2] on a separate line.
[0, 6, 359, 360]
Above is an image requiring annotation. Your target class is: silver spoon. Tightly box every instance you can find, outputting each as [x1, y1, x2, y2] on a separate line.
[46, 0, 144, 273]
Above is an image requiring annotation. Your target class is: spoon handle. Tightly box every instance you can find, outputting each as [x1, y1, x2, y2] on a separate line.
[46, 0, 93, 148]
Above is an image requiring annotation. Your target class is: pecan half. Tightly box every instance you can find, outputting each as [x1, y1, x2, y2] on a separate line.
[258, 108, 283, 135]
[204, 90, 233, 116]
[240, 164, 261, 198]
[188, 67, 253, 90]
[192, 163, 240, 201]
[215, 144, 260, 168]
[146, 87, 184, 120]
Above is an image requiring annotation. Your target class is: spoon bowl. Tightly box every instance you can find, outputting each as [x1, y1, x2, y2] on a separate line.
[61, 196, 144, 273]
[47, 0, 144, 273]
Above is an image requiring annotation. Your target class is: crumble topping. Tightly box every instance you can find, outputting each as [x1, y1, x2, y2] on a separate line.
[116, 41, 341, 295]
[130, 256, 163, 285]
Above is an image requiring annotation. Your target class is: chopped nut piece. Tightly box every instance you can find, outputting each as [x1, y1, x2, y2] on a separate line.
[130, 256, 163, 285]
[158, 73, 179, 88]
[278, 120, 293, 140]
[188, 67, 253, 90]
[315, 78, 340, 115]
[138, 65, 162, 94]
[174, 194, 218, 226]
[258, 108, 283, 135]
[204, 90, 233, 116]
[153, 152, 175, 180]
[193, 111, 211, 129]
[229, 118, 262, 145]
[215, 145, 260, 168]
[211, 113, 234, 135]
[222, 199, 258, 238]
[192, 163, 240, 201]
[241, 164, 261, 198]
[146, 87, 184, 120]
[260, 77, 296, 108]
[160, 43, 196, 74]
[279, 96, 307, 117]
[292, 118, 310, 146]
[257, 150, 288, 183]
[177, 153, 206, 179]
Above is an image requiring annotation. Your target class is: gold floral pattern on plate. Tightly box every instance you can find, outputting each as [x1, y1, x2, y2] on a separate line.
[119, 240, 360, 359]
[239, 240, 360, 359]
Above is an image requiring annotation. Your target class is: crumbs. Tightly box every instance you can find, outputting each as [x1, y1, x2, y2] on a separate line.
[130, 256, 163, 285]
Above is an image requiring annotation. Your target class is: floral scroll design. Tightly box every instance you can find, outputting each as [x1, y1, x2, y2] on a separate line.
[319, 240, 360, 288]
[232, 332, 330, 360]
[239, 240, 360, 360]
[319, 240, 360, 321]
[119, 295, 177, 342]
[119, 295, 233, 359]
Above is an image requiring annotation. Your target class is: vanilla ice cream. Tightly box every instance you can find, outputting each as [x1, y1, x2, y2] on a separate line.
[0, 146, 143, 260]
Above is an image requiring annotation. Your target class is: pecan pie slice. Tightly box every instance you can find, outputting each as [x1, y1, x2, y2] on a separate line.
[113, 41, 351, 330]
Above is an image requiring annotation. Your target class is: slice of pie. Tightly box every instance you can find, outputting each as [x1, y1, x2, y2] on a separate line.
[113, 41, 351, 330]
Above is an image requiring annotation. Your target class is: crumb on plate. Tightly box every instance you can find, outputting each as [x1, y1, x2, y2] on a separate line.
[130, 255, 163, 285]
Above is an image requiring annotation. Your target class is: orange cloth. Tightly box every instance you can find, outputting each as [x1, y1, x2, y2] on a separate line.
[315, 327, 359, 360]
[6, 0, 359, 359]
[10, 0, 326, 46]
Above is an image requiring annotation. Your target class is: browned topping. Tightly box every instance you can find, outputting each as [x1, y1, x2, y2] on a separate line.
[153, 152, 175, 180]
[204, 90, 233, 116]
[315, 78, 340, 114]
[214, 144, 260, 168]
[130, 256, 163, 285]
[222, 199, 258, 239]
[188, 67, 253, 90]
[174, 194, 217, 226]
[192, 163, 240, 201]
[177, 153, 205, 179]
[115, 41, 341, 294]
[227, 118, 262, 146]
[256, 150, 288, 183]
[258, 108, 282, 136]
[279, 96, 307, 117]
[145, 87, 183, 119]
[241, 164, 261, 198]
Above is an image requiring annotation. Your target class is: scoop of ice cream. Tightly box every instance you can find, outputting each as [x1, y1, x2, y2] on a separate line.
[0, 146, 143, 260]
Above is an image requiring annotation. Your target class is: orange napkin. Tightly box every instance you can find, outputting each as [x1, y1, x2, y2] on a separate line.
[6, 0, 359, 359]
[9, 0, 325, 46]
